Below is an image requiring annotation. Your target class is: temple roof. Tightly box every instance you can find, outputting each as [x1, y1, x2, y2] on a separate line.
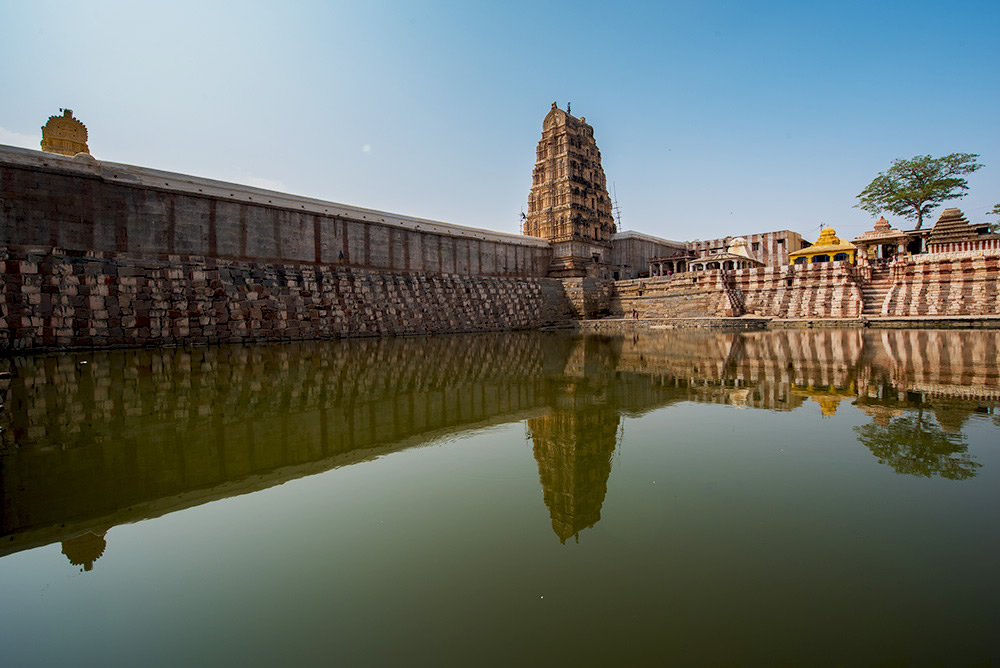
[690, 237, 765, 267]
[853, 216, 908, 243]
[926, 208, 995, 245]
[789, 227, 856, 258]
[690, 251, 764, 266]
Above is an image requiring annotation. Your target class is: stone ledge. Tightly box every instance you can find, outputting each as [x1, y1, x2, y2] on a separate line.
[578, 315, 1000, 331]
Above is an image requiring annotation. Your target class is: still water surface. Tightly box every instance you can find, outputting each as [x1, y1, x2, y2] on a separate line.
[1, 329, 999, 666]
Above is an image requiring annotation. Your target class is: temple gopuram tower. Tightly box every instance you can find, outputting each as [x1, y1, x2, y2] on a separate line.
[526, 102, 616, 278]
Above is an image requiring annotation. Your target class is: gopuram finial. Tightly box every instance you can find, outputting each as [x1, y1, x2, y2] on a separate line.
[41, 109, 90, 157]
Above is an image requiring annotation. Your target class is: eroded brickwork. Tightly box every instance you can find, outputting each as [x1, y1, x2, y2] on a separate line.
[884, 253, 1000, 316]
[611, 274, 729, 318]
[0, 248, 573, 350]
[561, 277, 615, 319]
[737, 263, 863, 318]
[613, 263, 864, 319]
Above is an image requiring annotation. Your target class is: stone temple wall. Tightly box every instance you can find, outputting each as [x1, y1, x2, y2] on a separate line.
[737, 262, 863, 318]
[0, 247, 573, 350]
[0, 146, 550, 276]
[611, 274, 729, 318]
[6, 146, 1000, 345]
[612, 262, 863, 319]
[884, 252, 1000, 317]
[1, 146, 571, 350]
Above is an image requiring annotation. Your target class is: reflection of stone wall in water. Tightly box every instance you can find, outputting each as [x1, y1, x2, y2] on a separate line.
[0, 333, 568, 557]
[613, 328, 1000, 411]
[3, 329, 998, 563]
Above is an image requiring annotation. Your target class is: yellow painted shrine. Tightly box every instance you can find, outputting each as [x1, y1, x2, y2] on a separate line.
[788, 227, 857, 265]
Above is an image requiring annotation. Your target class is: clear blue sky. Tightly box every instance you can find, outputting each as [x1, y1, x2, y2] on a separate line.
[2, 0, 997, 243]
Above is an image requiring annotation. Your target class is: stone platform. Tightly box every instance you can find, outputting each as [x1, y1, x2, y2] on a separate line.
[575, 315, 1000, 332]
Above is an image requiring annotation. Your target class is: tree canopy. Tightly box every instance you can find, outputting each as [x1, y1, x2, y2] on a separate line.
[989, 203, 1000, 232]
[855, 153, 984, 229]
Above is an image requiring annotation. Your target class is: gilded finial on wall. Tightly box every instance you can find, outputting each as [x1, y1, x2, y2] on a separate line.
[41, 109, 90, 156]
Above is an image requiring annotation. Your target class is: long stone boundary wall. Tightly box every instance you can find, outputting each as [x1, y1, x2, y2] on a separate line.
[0, 247, 573, 350]
[614, 263, 861, 319]
[6, 146, 1000, 348]
[0, 146, 550, 276]
[0, 145, 575, 350]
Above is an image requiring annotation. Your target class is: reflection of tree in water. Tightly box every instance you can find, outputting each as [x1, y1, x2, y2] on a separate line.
[854, 412, 980, 480]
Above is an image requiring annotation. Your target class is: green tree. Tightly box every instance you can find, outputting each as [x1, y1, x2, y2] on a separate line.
[855, 153, 984, 229]
[989, 203, 1000, 232]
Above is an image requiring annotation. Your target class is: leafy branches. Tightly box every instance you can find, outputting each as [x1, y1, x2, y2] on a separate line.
[855, 153, 984, 229]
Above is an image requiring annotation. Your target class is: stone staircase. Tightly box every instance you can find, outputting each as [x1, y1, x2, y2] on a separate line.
[861, 266, 893, 316]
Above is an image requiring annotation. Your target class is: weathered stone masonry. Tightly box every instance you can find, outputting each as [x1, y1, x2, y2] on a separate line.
[1, 147, 551, 275]
[737, 262, 863, 318]
[0, 247, 571, 349]
[885, 253, 1000, 317]
[610, 263, 863, 320]
[5, 142, 1000, 352]
[1, 146, 571, 350]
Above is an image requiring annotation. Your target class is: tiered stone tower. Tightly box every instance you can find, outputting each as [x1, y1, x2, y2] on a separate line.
[925, 208, 998, 253]
[526, 102, 616, 278]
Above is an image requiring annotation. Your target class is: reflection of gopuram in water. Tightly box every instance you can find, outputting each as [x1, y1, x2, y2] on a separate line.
[1, 329, 998, 565]
[529, 337, 623, 543]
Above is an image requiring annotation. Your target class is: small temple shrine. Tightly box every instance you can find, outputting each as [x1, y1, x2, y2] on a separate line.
[688, 237, 765, 272]
[851, 216, 913, 264]
[40, 109, 90, 157]
[788, 227, 857, 264]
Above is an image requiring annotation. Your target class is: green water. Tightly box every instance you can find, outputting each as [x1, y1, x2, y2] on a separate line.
[1, 329, 998, 666]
